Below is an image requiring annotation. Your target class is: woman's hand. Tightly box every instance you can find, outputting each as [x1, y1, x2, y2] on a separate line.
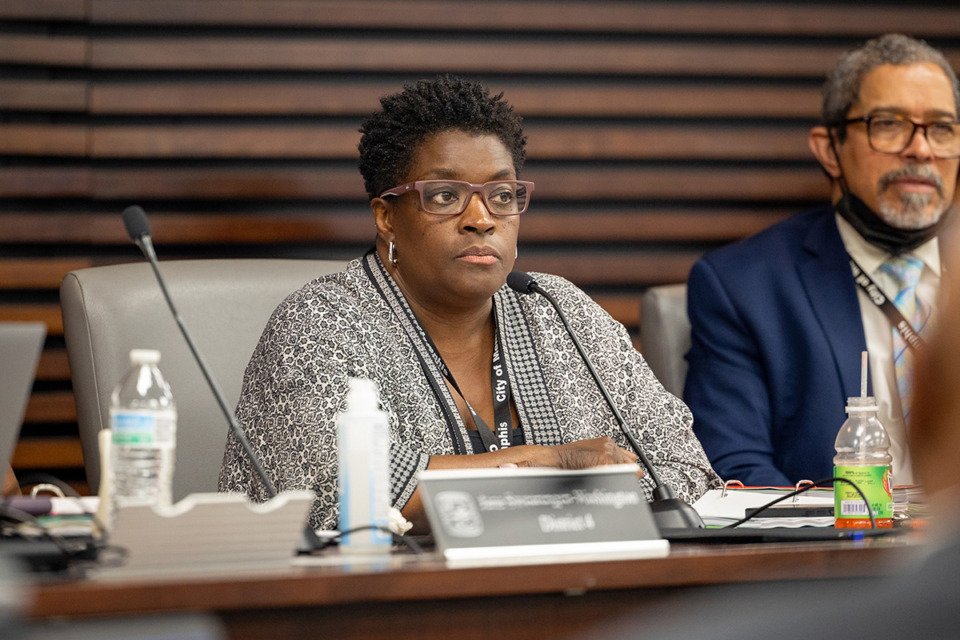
[553, 437, 639, 470]
[510, 437, 641, 472]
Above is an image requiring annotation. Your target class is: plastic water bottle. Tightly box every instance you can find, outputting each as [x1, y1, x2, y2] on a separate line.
[337, 378, 391, 554]
[109, 349, 177, 509]
[833, 353, 893, 529]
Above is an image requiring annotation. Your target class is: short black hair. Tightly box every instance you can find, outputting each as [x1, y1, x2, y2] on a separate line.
[358, 75, 526, 200]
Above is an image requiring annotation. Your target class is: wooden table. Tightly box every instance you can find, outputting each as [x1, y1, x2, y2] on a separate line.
[24, 536, 920, 640]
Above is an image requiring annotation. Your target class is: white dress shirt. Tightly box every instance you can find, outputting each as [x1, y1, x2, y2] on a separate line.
[835, 214, 941, 486]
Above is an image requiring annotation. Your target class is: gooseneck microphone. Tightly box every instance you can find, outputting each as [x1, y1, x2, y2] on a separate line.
[122, 205, 322, 549]
[507, 271, 704, 531]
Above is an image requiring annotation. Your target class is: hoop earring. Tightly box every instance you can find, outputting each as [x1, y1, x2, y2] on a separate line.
[388, 241, 398, 267]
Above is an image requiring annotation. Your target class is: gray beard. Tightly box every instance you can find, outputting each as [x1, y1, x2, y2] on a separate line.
[877, 191, 947, 230]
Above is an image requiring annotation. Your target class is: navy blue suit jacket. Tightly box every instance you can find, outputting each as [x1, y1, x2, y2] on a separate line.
[684, 205, 869, 486]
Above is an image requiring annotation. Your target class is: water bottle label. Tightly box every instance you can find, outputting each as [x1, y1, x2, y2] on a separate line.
[111, 409, 175, 446]
[834, 465, 893, 525]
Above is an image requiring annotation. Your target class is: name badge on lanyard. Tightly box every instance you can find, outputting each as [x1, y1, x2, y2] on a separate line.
[445, 337, 514, 452]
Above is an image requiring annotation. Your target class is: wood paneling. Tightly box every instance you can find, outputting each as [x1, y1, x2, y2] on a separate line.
[23, 392, 77, 424]
[3, 0, 959, 491]
[87, 38, 920, 76]
[0, 306, 64, 335]
[519, 209, 792, 244]
[0, 125, 88, 156]
[0, 1, 85, 21]
[81, 123, 812, 160]
[86, 1, 960, 37]
[36, 349, 72, 382]
[4, 166, 829, 201]
[0, 259, 95, 289]
[89, 82, 821, 117]
[528, 167, 829, 202]
[0, 168, 92, 198]
[12, 437, 83, 469]
[0, 209, 789, 245]
[0, 80, 88, 111]
[516, 252, 702, 288]
[0, 120, 813, 162]
[0, 35, 87, 66]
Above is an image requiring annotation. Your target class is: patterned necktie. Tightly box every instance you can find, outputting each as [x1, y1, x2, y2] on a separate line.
[878, 256, 930, 423]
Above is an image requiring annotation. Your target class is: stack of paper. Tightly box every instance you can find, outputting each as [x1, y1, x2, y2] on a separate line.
[693, 487, 835, 528]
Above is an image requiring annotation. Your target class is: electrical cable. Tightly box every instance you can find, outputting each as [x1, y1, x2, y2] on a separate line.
[723, 477, 878, 529]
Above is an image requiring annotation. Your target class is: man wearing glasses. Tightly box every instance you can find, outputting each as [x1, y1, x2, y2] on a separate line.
[684, 34, 959, 488]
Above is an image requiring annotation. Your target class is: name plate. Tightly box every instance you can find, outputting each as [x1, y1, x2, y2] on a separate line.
[419, 464, 668, 566]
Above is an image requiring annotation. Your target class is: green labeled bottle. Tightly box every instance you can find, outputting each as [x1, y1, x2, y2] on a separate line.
[833, 395, 893, 529]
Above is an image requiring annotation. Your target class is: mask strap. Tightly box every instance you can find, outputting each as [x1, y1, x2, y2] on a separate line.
[827, 127, 853, 198]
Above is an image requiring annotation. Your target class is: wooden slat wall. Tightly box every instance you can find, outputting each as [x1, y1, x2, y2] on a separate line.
[3, 0, 960, 493]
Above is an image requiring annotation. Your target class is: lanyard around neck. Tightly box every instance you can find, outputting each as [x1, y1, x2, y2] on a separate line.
[421, 324, 515, 452]
[848, 257, 926, 353]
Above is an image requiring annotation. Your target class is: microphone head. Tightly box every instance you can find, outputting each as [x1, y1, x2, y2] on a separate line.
[122, 205, 151, 242]
[506, 271, 537, 294]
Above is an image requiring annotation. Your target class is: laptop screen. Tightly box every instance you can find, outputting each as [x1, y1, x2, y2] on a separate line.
[0, 322, 46, 470]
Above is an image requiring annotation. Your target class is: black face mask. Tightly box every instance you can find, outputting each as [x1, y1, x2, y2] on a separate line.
[835, 191, 950, 255]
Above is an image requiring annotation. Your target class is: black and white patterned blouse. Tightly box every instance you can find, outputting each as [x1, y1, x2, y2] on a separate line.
[219, 252, 720, 530]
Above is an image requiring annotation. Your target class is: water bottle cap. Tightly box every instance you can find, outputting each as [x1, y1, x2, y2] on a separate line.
[129, 348, 161, 365]
[346, 377, 380, 412]
[845, 396, 879, 412]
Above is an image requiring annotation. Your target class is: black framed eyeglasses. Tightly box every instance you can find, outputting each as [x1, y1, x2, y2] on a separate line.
[379, 180, 535, 216]
[842, 115, 960, 158]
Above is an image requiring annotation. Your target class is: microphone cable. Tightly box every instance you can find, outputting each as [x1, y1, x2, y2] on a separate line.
[723, 477, 877, 529]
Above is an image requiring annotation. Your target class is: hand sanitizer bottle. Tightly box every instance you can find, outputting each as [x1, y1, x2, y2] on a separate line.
[336, 378, 392, 553]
